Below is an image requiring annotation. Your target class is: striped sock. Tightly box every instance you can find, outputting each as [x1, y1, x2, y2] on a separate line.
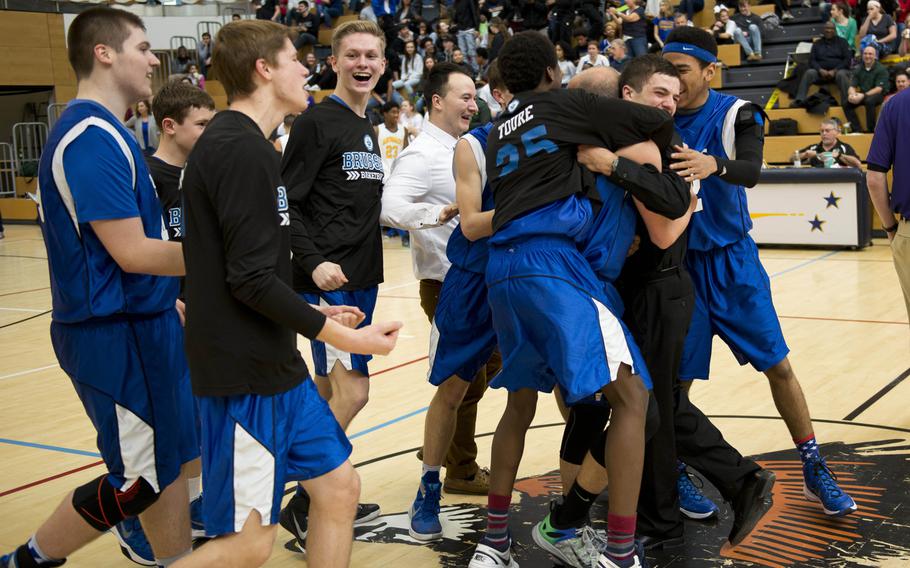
[795, 433, 820, 463]
[480, 493, 511, 552]
[605, 513, 636, 565]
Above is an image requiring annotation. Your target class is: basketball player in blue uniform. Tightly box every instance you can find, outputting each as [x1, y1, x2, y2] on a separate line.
[174, 20, 400, 568]
[662, 27, 856, 517]
[407, 65, 510, 542]
[279, 20, 389, 540]
[2, 8, 197, 568]
[469, 32, 676, 568]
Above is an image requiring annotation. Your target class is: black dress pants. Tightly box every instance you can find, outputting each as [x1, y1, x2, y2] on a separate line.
[620, 268, 760, 538]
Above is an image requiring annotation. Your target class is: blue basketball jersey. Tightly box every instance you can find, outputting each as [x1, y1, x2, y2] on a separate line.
[37, 100, 177, 323]
[581, 175, 637, 283]
[674, 90, 762, 251]
[447, 123, 496, 274]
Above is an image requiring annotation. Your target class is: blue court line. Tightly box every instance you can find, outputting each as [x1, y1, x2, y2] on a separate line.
[349, 406, 429, 440]
[769, 250, 839, 279]
[0, 438, 101, 458]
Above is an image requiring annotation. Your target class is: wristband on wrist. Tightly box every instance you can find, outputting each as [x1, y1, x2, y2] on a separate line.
[884, 221, 899, 233]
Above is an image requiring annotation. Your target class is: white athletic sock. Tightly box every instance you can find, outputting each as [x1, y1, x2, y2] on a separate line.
[187, 476, 202, 502]
[421, 464, 442, 476]
[156, 548, 192, 567]
[27, 534, 62, 564]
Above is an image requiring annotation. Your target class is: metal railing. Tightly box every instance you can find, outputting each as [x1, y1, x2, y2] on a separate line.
[197, 20, 221, 39]
[169, 36, 199, 74]
[47, 103, 68, 129]
[0, 143, 17, 198]
[12, 122, 48, 180]
[152, 50, 173, 92]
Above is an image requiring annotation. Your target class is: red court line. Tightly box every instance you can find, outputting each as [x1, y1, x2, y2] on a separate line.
[0, 356, 429, 498]
[779, 315, 908, 326]
[0, 460, 105, 498]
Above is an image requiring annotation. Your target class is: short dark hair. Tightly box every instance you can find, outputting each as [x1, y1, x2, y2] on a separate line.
[422, 61, 472, 112]
[833, 1, 851, 16]
[487, 59, 506, 92]
[202, 32, 211, 38]
[381, 100, 400, 113]
[67, 7, 146, 80]
[152, 80, 216, 130]
[619, 54, 680, 93]
[664, 26, 717, 68]
[476, 47, 489, 60]
[497, 31, 558, 94]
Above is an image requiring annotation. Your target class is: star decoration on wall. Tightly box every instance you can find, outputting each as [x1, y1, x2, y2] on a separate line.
[809, 215, 825, 232]
[824, 191, 841, 208]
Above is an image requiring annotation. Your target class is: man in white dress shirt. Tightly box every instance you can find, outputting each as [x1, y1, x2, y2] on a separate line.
[380, 62, 493, 496]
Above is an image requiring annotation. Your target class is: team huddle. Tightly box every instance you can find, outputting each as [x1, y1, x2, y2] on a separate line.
[2, 6, 858, 568]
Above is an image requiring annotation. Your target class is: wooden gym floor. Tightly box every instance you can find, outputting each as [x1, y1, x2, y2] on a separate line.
[0, 224, 908, 567]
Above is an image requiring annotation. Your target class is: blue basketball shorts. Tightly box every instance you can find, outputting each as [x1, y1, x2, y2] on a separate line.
[485, 237, 648, 405]
[572, 280, 652, 407]
[50, 309, 199, 494]
[197, 378, 352, 536]
[680, 236, 790, 381]
[301, 286, 378, 377]
[428, 265, 497, 386]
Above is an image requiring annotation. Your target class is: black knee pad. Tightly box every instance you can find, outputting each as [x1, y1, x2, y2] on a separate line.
[72, 476, 159, 531]
[589, 428, 608, 469]
[559, 403, 611, 465]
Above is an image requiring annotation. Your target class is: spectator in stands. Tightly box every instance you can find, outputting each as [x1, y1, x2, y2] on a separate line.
[711, 6, 738, 46]
[370, 57, 405, 120]
[884, 68, 909, 102]
[399, 99, 424, 136]
[392, 23, 415, 54]
[521, 0, 550, 32]
[454, 0, 480, 66]
[772, 0, 795, 20]
[900, 13, 910, 54]
[859, 0, 898, 54]
[600, 20, 621, 51]
[255, 0, 281, 21]
[360, 1, 378, 22]
[474, 47, 491, 82]
[653, 1, 676, 49]
[488, 17, 506, 59]
[556, 41, 577, 85]
[577, 40, 610, 73]
[303, 51, 324, 89]
[481, 0, 514, 22]
[417, 21, 433, 45]
[607, 38, 631, 70]
[677, 0, 705, 22]
[174, 45, 193, 73]
[394, 40, 425, 96]
[792, 22, 853, 107]
[452, 48, 473, 73]
[186, 63, 205, 89]
[574, 29, 590, 60]
[831, 2, 859, 49]
[321, 0, 344, 25]
[578, 0, 605, 38]
[674, 11, 692, 27]
[794, 118, 863, 167]
[734, 0, 764, 61]
[125, 100, 159, 156]
[396, 0, 421, 28]
[845, 45, 889, 131]
[291, 0, 320, 49]
[609, 0, 649, 57]
[416, 54, 437, 111]
[550, 0, 575, 43]
[196, 32, 212, 76]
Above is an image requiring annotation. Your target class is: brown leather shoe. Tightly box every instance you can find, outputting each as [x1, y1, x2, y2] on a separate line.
[444, 467, 490, 495]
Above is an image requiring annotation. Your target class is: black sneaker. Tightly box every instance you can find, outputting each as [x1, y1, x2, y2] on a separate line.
[355, 503, 381, 526]
[729, 468, 776, 546]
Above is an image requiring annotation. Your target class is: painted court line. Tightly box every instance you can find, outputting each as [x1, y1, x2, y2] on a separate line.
[778, 315, 909, 326]
[768, 250, 839, 279]
[379, 280, 418, 292]
[0, 363, 59, 381]
[0, 438, 101, 458]
[0, 306, 49, 313]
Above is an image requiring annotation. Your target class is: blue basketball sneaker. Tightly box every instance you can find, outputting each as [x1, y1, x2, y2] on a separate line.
[409, 475, 443, 541]
[803, 458, 857, 516]
[111, 517, 155, 566]
[677, 463, 718, 520]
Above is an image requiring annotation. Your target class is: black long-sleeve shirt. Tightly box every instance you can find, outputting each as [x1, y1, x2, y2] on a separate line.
[181, 110, 323, 397]
[713, 103, 764, 188]
[809, 36, 853, 72]
[281, 97, 384, 293]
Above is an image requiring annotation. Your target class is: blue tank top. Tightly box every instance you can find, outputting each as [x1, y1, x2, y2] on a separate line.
[674, 90, 759, 251]
[38, 100, 178, 323]
[447, 124, 496, 273]
[581, 175, 637, 284]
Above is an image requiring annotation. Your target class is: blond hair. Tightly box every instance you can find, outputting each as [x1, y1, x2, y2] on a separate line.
[331, 20, 386, 56]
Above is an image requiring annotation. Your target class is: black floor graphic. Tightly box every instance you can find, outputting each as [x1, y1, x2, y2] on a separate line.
[284, 439, 910, 567]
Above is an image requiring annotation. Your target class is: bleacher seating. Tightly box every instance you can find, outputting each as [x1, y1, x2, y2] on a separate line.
[763, 133, 873, 164]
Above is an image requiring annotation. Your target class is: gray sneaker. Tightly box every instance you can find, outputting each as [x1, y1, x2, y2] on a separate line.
[532, 511, 606, 568]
